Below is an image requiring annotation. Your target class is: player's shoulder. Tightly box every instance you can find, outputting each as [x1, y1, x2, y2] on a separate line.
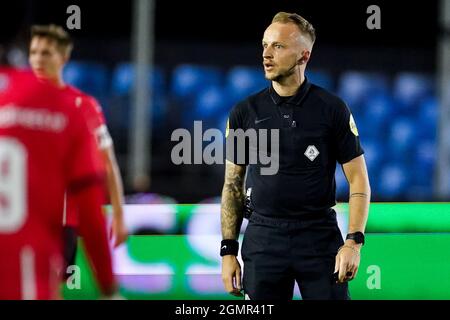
[0, 66, 26, 77]
[231, 86, 270, 115]
[0, 66, 17, 79]
[309, 83, 349, 114]
[0, 69, 35, 93]
[65, 85, 101, 109]
[309, 83, 346, 106]
[247, 86, 271, 105]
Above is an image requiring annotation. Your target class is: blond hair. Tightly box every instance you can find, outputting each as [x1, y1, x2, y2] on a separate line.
[272, 12, 316, 45]
[30, 24, 73, 57]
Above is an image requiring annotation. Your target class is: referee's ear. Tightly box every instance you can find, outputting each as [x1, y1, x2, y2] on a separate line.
[299, 50, 311, 65]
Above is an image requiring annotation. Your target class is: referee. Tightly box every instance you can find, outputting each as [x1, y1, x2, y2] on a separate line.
[220, 12, 370, 300]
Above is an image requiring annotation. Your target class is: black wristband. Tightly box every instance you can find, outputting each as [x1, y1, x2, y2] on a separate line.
[220, 239, 239, 256]
[346, 232, 365, 245]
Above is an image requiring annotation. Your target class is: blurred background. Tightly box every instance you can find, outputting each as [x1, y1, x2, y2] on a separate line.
[1, 0, 446, 203]
[2, 0, 450, 299]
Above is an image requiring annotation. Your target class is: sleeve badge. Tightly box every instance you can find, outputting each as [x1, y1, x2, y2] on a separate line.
[349, 114, 359, 136]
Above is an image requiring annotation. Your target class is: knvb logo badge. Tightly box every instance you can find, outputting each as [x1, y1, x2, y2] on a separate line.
[304, 145, 319, 161]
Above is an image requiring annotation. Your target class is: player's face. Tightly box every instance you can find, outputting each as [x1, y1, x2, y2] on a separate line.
[29, 37, 66, 80]
[262, 22, 304, 81]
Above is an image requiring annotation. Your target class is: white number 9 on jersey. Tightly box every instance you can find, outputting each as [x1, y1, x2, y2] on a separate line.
[0, 138, 27, 233]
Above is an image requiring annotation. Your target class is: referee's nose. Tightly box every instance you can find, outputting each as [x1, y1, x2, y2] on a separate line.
[263, 46, 273, 61]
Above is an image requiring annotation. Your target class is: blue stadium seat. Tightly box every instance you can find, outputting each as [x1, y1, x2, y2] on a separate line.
[387, 117, 417, 160]
[107, 94, 166, 132]
[405, 185, 433, 201]
[171, 64, 223, 100]
[377, 163, 410, 199]
[393, 72, 434, 113]
[111, 63, 165, 96]
[417, 96, 438, 140]
[405, 139, 434, 200]
[225, 66, 267, 104]
[306, 69, 334, 92]
[413, 139, 436, 187]
[150, 94, 167, 128]
[63, 61, 108, 97]
[359, 94, 395, 139]
[361, 139, 384, 176]
[190, 86, 229, 129]
[337, 71, 389, 112]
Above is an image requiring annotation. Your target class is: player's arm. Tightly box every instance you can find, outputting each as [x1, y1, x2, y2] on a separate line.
[100, 144, 127, 247]
[68, 111, 117, 297]
[221, 160, 246, 239]
[91, 102, 127, 247]
[343, 154, 370, 236]
[220, 159, 246, 297]
[335, 154, 371, 283]
[69, 179, 117, 296]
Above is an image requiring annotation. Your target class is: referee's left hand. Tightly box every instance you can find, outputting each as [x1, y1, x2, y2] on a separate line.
[222, 255, 243, 297]
[334, 240, 361, 283]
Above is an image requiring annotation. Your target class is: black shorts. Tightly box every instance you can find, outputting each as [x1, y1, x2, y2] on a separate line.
[241, 209, 350, 300]
[62, 226, 78, 281]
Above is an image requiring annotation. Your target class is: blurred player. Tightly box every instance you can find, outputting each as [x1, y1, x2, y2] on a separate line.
[28, 25, 127, 274]
[0, 69, 116, 299]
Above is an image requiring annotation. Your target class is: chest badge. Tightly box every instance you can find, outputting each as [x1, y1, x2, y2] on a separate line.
[304, 145, 320, 161]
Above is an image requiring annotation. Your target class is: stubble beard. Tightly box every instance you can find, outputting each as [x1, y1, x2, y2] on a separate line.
[264, 67, 296, 83]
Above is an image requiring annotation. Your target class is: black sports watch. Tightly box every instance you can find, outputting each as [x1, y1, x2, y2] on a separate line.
[346, 232, 365, 245]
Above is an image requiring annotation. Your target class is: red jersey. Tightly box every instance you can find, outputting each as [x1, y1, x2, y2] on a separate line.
[61, 86, 113, 227]
[63, 85, 112, 150]
[0, 69, 115, 299]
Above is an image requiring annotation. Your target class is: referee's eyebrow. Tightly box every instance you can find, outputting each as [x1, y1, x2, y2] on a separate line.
[262, 41, 285, 47]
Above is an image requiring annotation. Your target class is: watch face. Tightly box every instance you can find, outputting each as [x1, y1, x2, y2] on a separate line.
[347, 232, 365, 244]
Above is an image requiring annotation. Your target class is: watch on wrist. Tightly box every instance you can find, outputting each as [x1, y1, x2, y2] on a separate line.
[346, 232, 365, 245]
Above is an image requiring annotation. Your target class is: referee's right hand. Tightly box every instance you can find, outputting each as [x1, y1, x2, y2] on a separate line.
[222, 255, 243, 297]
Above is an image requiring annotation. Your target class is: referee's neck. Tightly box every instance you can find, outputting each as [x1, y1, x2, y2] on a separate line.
[272, 73, 305, 97]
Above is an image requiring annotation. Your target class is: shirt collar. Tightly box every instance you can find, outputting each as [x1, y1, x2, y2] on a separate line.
[269, 76, 311, 106]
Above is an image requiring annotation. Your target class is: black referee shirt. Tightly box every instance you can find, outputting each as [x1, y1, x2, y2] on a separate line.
[225, 77, 364, 218]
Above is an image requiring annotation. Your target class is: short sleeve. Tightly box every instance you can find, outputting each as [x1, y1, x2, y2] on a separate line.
[225, 103, 248, 165]
[83, 96, 112, 150]
[94, 124, 113, 150]
[332, 101, 364, 164]
[66, 108, 104, 192]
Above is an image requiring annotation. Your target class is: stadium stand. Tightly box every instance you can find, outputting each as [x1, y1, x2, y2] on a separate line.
[58, 61, 438, 201]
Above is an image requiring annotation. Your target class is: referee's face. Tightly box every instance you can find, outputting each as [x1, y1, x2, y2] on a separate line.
[262, 22, 304, 82]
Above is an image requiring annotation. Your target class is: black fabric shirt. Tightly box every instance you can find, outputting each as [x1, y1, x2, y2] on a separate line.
[226, 77, 364, 218]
